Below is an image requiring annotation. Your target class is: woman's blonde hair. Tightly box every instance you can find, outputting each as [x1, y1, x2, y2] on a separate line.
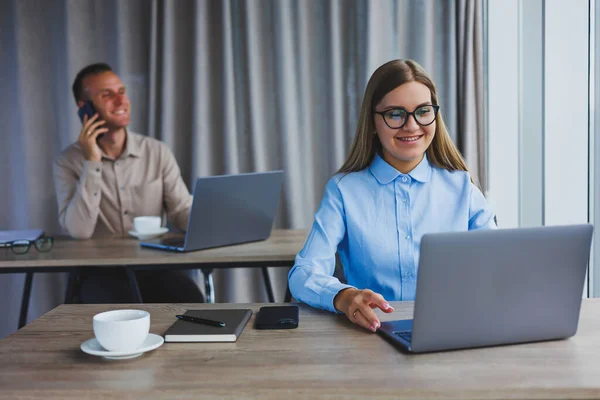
[338, 59, 468, 174]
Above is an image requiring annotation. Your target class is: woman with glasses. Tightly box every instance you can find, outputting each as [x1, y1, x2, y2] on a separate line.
[288, 59, 496, 332]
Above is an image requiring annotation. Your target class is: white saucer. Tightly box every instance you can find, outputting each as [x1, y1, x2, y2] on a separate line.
[128, 227, 169, 240]
[80, 333, 164, 360]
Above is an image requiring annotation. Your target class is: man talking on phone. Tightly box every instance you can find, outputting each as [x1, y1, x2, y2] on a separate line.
[53, 62, 204, 303]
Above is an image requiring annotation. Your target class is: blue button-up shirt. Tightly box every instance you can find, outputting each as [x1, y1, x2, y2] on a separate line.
[288, 153, 497, 313]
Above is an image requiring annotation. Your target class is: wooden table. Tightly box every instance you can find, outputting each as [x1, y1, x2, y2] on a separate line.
[1, 300, 600, 399]
[0, 229, 306, 328]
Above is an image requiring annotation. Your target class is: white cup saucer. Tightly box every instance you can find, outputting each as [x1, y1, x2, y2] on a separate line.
[128, 227, 169, 240]
[81, 333, 164, 360]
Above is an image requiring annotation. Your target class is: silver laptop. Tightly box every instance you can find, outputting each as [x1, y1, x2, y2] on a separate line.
[141, 171, 284, 252]
[378, 224, 594, 353]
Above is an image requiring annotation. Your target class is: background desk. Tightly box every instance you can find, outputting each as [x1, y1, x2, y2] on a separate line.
[1, 300, 600, 399]
[0, 229, 306, 328]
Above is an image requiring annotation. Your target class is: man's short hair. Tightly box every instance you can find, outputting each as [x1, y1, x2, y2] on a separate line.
[72, 63, 113, 102]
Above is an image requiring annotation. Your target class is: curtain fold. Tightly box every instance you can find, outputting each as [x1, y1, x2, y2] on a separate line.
[0, 0, 484, 339]
[456, 0, 486, 189]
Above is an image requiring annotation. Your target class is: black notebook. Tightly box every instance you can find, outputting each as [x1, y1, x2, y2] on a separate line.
[164, 309, 252, 342]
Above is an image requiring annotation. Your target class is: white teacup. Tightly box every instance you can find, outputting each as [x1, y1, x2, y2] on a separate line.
[93, 309, 150, 352]
[133, 216, 161, 233]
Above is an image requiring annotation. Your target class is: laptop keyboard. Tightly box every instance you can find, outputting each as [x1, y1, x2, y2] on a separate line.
[394, 330, 413, 343]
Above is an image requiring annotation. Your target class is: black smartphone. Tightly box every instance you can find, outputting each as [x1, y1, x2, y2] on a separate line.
[254, 305, 299, 329]
[77, 100, 96, 123]
[77, 101, 104, 141]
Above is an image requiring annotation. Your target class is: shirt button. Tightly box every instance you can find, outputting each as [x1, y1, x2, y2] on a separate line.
[402, 198, 407, 203]
[124, 210, 128, 215]
[405, 234, 410, 239]
[94, 192, 98, 196]
[407, 272, 412, 278]
[402, 176, 408, 182]
[120, 186, 124, 190]
[95, 168, 100, 172]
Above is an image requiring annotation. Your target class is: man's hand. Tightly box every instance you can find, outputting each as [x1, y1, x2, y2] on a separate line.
[78, 114, 108, 162]
[333, 288, 394, 332]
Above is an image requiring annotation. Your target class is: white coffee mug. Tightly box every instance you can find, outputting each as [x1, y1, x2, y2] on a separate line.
[133, 216, 161, 233]
[93, 309, 150, 352]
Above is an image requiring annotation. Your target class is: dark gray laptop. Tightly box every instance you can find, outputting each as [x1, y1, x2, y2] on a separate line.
[378, 224, 594, 353]
[141, 171, 284, 252]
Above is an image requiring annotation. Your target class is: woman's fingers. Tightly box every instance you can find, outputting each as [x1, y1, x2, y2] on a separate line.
[344, 289, 395, 332]
[351, 308, 378, 332]
[365, 291, 395, 313]
[349, 292, 380, 332]
[374, 300, 395, 313]
[358, 306, 381, 332]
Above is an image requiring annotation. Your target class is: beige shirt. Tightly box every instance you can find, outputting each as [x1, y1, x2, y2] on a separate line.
[53, 131, 192, 239]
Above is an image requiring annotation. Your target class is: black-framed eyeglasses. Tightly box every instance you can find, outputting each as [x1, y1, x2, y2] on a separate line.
[0, 237, 54, 255]
[373, 105, 440, 129]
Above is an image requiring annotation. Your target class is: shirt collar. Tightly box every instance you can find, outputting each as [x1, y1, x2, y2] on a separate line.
[98, 130, 142, 161]
[120, 130, 142, 158]
[408, 153, 432, 183]
[369, 153, 432, 184]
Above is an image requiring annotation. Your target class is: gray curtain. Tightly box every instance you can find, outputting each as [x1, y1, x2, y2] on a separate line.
[0, 0, 484, 339]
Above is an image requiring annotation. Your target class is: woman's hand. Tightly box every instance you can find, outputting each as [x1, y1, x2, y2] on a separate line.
[333, 288, 395, 332]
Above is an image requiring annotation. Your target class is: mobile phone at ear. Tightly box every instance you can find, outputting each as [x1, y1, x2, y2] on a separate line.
[77, 101, 104, 141]
[254, 305, 299, 329]
[77, 101, 96, 123]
